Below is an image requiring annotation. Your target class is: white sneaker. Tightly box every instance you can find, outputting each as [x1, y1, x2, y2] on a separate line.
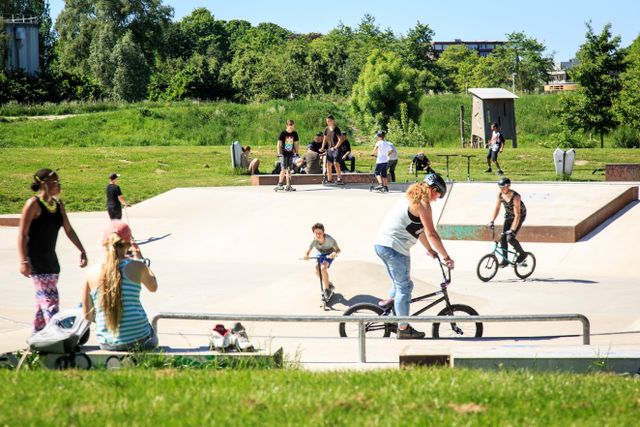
[210, 324, 232, 351]
[231, 322, 254, 352]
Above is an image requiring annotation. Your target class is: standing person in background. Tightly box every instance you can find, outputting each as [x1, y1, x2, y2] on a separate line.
[322, 115, 344, 184]
[276, 119, 300, 191]
[375, 174, 454, 339]
[371, 130, 393, 192]
[387, 140, 398, 182]
[484, 122, 505, 176]
[18, 168, 88, 333]
[241, 146, 260, 175]
[339, 131, 356, 173]
[106, 173, 131, 220]
[82, 220, 158, 351]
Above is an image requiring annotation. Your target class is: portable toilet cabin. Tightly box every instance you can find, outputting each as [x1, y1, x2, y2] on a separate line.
[469, 88, 518, 148]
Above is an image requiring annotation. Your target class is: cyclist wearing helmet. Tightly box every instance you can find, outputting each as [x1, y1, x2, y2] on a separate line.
[489, 177, 527, 267]
[374, 173, 454, 339]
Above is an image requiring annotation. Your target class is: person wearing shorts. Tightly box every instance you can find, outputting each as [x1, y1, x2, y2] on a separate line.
[485, 122, 504, 175]
[303, 223, 341, 299]
[321, 115, 343, 184]
[371, 130, 393, 192]
[276, 119, 299, 190]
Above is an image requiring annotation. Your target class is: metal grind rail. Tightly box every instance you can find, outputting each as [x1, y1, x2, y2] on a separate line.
[151, 313, 591, 363]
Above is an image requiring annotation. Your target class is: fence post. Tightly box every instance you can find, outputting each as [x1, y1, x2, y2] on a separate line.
[358, 321, 366, 363]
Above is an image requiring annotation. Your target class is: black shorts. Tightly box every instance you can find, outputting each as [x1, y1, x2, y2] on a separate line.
[487, 149, 500, 161]
[280, 155, 294, 170]
[325, 149, 339, 163]
[375, 162, 388, 177]
[107, 206, 122, 219]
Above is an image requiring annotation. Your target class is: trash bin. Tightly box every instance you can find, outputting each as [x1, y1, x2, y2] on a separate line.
[230, 141, 242, 168]
[553, 148, 576, 176]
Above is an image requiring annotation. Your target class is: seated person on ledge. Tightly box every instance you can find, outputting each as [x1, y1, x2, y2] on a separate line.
[82, 220, 158, 351]
[241, 146, 260, 175]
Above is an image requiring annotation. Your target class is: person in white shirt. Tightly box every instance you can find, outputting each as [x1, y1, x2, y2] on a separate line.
[370, 131, 393, 192]
[485, 122, 504, 175]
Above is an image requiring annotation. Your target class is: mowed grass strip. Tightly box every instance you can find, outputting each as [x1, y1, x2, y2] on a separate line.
[2, 146, 638, 215]
[0, 368, 638, 426]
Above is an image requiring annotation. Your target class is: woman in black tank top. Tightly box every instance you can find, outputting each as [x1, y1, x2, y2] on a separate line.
[17, 168, 87, 332]
[489, 177, 527, 266]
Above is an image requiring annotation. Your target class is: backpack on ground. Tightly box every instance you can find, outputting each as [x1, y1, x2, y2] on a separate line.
[27, 309, 90, 354]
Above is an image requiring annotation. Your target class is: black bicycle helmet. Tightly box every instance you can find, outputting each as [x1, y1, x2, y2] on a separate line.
[424, 173, 447, 198]
[498, 177, 511, 187]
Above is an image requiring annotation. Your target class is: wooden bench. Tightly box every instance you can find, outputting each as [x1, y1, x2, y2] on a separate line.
[251, 173, 374, 186]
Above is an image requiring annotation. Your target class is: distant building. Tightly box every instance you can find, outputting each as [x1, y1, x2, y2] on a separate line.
[2, 16, 40, 75]
[431, 39, 505, 58]
[544, 58, 579, 92]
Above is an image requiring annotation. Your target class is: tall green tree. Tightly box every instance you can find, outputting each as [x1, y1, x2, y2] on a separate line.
[111, 31, 149, 101]
[350, 49, 418, 131]
[493, 32, 554, 92]
[615, 35, 640, 129]
[436, 44, 480, 92]
[54, 0, 172, 79]
[563, 23, 625, 147]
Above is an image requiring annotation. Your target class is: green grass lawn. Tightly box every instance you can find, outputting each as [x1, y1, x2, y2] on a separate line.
[1, 145, 638, 215]
[0, 368, 637, 426]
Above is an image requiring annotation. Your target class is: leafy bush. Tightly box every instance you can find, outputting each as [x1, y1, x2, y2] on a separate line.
[612, 126, 640, 148]
[540, 130, 596, 149]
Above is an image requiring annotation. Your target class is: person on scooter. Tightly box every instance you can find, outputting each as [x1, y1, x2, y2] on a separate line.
[489, 177, 527, 267]
[303, 223, 341, 300]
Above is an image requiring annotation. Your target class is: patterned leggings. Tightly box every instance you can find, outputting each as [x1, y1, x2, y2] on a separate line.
[32, 274, 60, 333]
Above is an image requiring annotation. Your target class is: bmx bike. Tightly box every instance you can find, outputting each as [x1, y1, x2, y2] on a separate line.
[476, 226, 536, 282]
[338, 256, 483, 338]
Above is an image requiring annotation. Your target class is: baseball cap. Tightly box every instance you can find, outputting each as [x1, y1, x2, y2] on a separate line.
[376, 130, 386, 137]
[103, 219, 132, 244]
[315, 131, 323, 137]
[109, 173, 120, 180]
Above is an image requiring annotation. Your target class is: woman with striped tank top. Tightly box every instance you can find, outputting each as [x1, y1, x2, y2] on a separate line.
[82, 220, 158, 351]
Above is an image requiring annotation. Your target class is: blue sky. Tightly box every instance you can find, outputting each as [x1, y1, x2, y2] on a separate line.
[49, 0, 639, 62]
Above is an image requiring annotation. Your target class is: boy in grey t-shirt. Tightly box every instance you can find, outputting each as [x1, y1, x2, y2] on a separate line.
[303, 223, 341, 299]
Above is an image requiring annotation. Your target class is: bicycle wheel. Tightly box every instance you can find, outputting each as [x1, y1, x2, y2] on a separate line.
[338, 303, 391, 338]
[476, 254, 498, 282]
[432, 304, 483, 338]
[514, 252, 536, 279]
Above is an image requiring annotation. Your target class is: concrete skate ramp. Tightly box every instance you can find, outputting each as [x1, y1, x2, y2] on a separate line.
[1, 184, 639, 363]
[438, 182, 638, 242]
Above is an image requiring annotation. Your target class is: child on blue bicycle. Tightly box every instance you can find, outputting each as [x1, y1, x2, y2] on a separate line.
[303, 223, 341, 300]
[489, 177, 527, 267]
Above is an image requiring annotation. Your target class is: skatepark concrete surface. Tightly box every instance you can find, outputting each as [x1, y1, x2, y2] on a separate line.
[1, 181, 639, 371]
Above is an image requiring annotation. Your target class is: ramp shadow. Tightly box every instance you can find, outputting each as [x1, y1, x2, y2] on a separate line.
[490, 277, 599, 285]
[327, 293, 382, 309]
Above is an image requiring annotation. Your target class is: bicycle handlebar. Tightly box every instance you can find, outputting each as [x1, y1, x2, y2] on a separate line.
[433, 254, 451, 287]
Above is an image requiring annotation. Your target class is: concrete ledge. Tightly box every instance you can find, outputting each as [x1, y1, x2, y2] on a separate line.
[438, 186, 639, 243]
[252, 173, 374, 186]
[0, 346, 284, 369]
[0, 217, 20, 227]
[399, 346, 640, 373]
[606, 163, 640, 181]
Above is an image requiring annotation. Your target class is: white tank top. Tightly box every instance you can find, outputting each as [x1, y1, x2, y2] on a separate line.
[375, 198, 423, 256]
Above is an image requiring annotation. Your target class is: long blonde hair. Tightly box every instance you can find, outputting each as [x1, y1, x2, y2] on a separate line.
[406, 182, 435, 208]
[98, 233, 129, 333]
